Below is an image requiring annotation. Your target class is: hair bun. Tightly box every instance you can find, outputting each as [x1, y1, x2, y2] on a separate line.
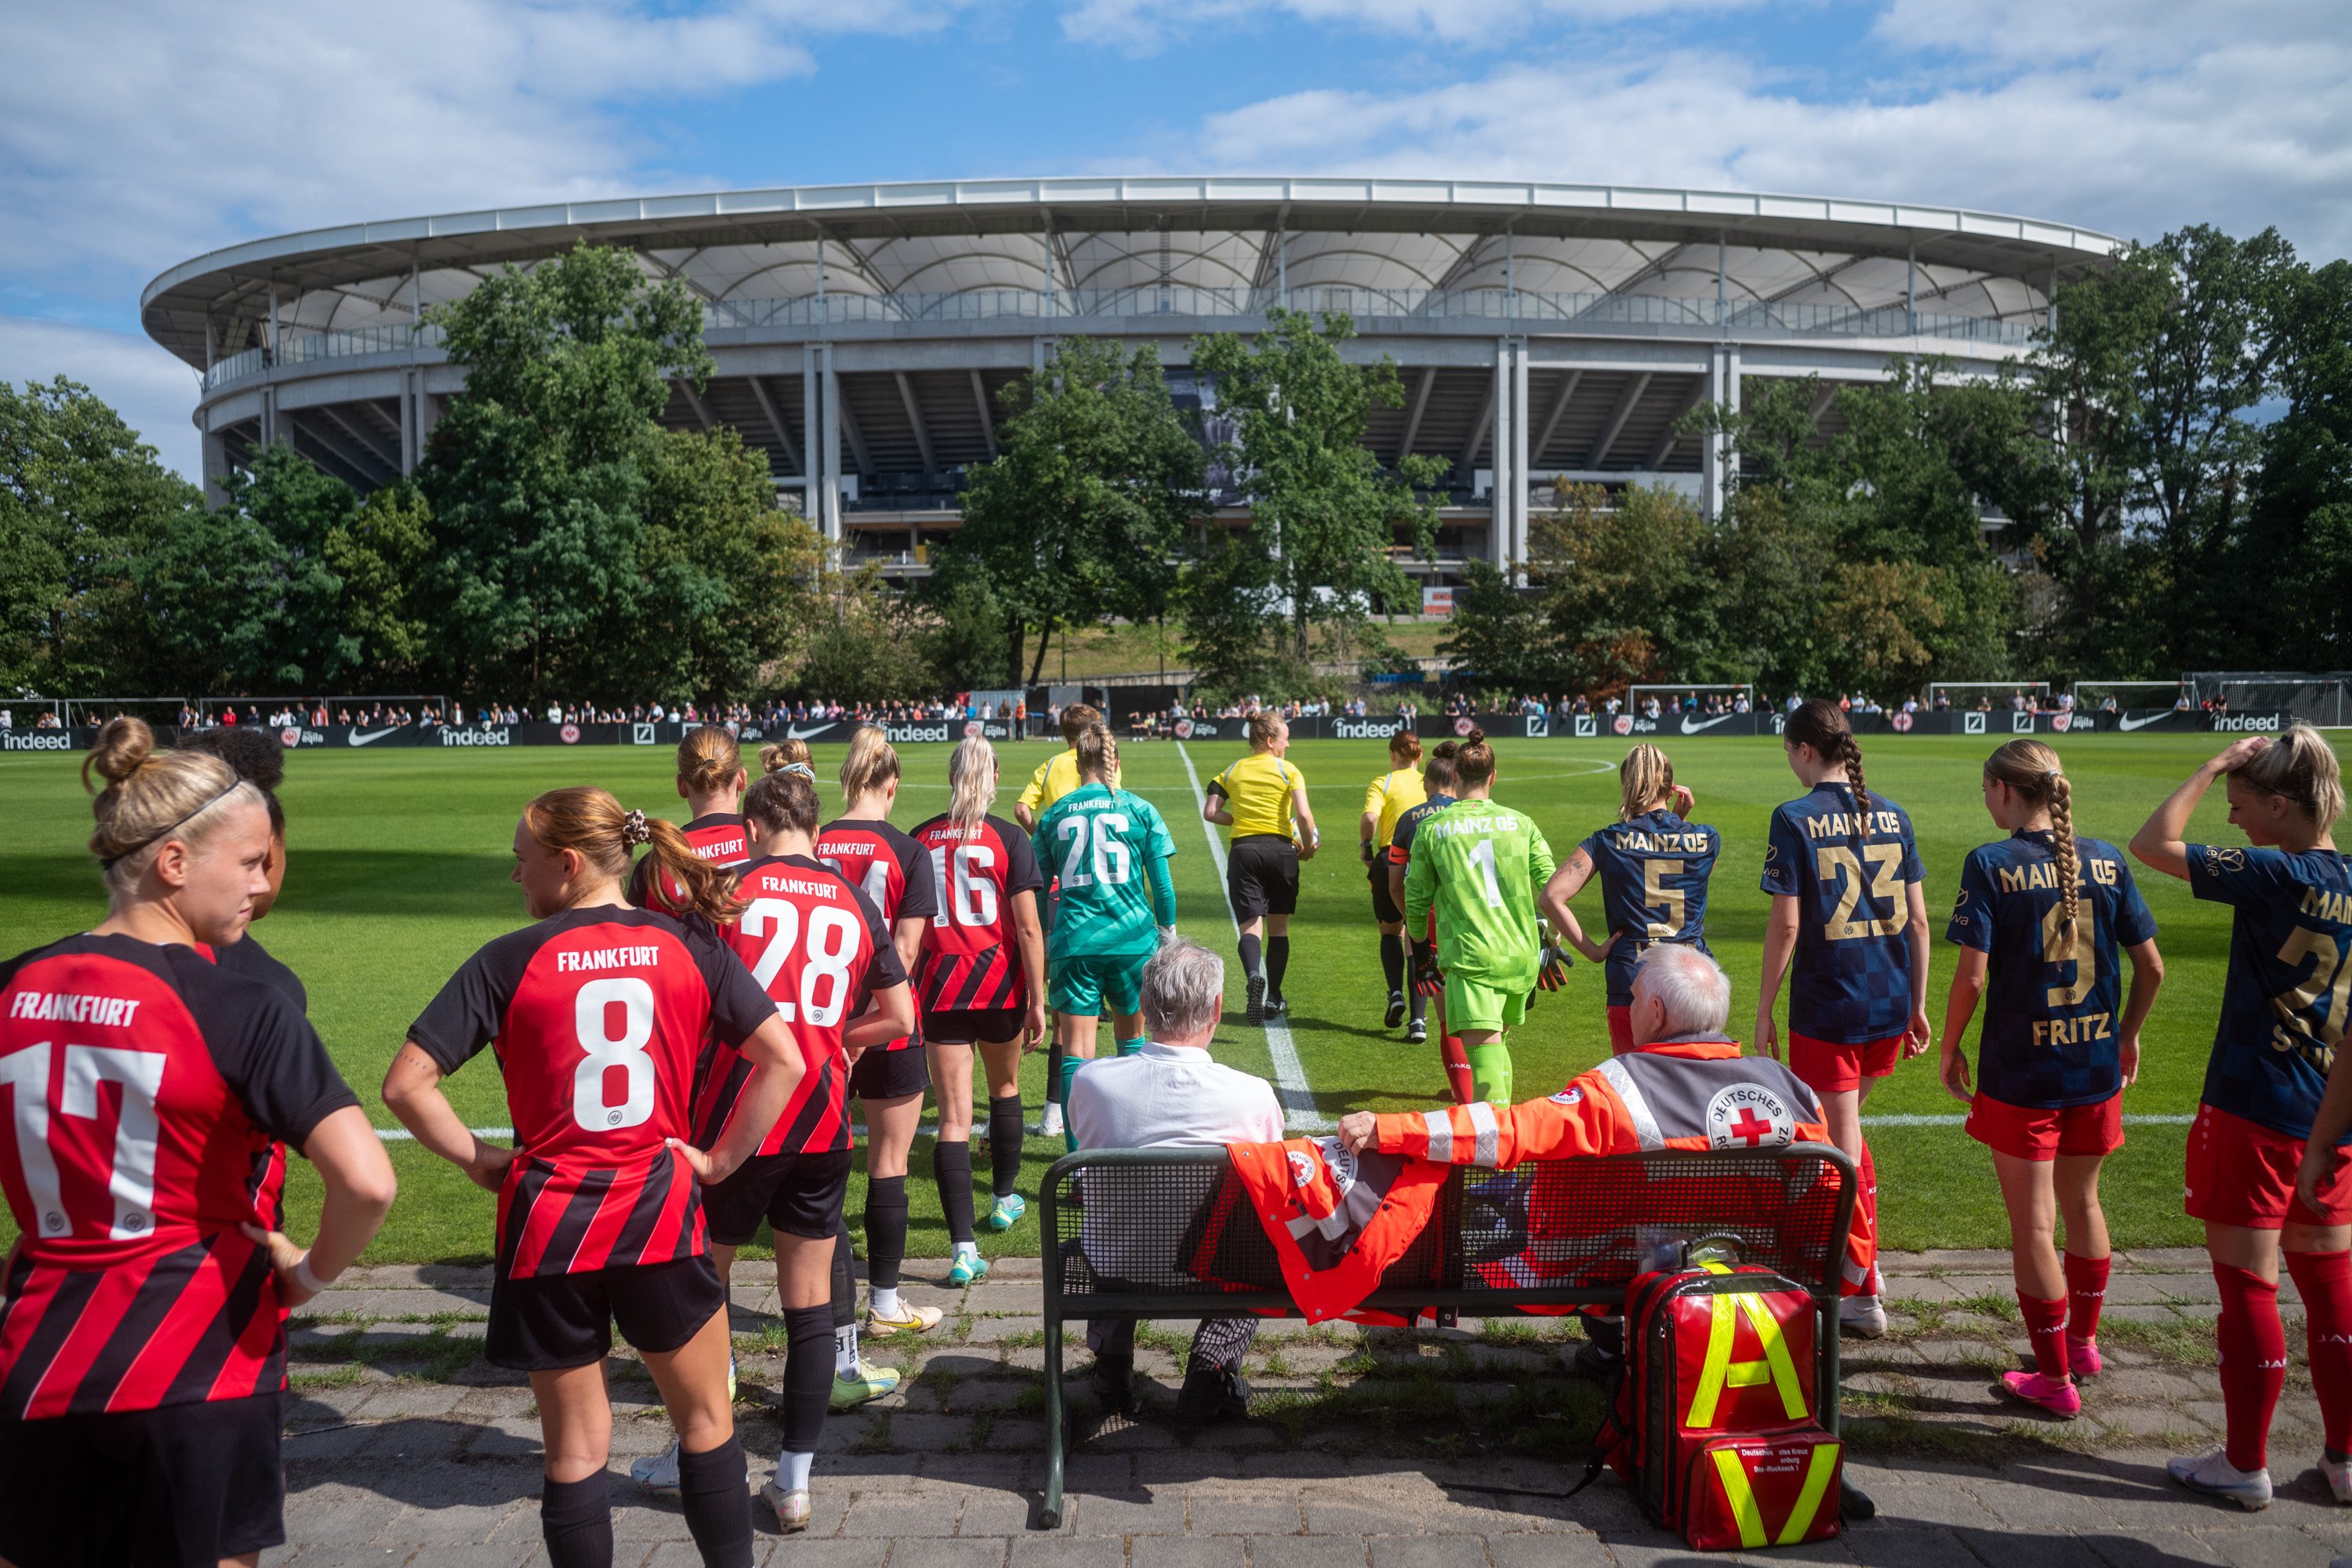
[1465, 726, 1486, 746]
[782, 762, 815, 782]
[620, 808, 653, 847]
[85, 716, 154, 788]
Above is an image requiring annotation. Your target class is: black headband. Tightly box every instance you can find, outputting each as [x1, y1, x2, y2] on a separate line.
[101, 781, 246, 870]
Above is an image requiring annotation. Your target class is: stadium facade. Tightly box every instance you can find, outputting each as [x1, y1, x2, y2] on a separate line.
[143, 177, 2117, 585]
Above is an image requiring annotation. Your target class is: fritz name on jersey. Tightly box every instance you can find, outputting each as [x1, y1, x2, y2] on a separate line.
[555, 944, 665, 973]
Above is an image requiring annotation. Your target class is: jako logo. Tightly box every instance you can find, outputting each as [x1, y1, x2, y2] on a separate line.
[2212, 713, 2281, 732]
[1334, 719, 1405, 740]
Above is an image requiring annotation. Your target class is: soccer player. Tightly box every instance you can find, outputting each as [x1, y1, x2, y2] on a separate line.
[627, 724, 752, 913]
[0, 719, 394, 1568]
[1539, 745, 1716, 1055]
[1036, 725, 1179, 1146]
[1754, 698, 1929, 1339]
[2131, 729, 2351, 1510]
[666, 764, 915, 1532]
[384, 787, 806, 1568]
[1403, 728, 1555, 1105]
[1940, 739, 2164, 1419]
[177, 723, 307, 1008]
[1359, 731, 1428, 1029]
[1015, 703, 1112, 1140]
[816, 730, 949, 1352]
[1390, 741, 1469, 1096]
[1203, 712, 1319, 1024]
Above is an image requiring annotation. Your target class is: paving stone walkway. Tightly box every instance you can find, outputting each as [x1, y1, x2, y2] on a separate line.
[263, 1248, 2352, 1566]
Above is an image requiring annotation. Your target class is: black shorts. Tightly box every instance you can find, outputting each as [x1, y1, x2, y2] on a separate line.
[924, 1007, 1029, 1045]
[703, 1146, 855, 1245]
[1227, 835, 1299, 918]
[850, 1042, 930, 1100]
[1369, 862, 1404, 925]
[486, 1254, 726, 1371]
[0, 1389, 287, 1564]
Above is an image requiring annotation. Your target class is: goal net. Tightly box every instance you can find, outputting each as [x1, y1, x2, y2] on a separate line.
[1626, 684, 1754, 714]
[2183, 672, 2352, 728]
[2073, 681, 2187, 712]
[1926, 681, 2050, 710]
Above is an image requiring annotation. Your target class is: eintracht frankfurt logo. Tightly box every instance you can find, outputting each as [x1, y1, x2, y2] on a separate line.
[1890, 712, 1913, 733]
[1174, 719, 1195, 739]
[1454, 717, 1474, 736]
[1705, 1083, 1794, 1149]
[1613, 715, 1633, 736]
[560, 723, 580, 744]
[279, 728, 300, 747]
[964, 720, 982, 738]
[2052, 712, 2073, 732]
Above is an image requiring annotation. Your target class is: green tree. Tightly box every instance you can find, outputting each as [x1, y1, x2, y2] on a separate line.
[790, 563, 933, 706]
[1187, 308, 1446, 680]
[921, 578, 1012, 693]
[944, 337, 1206, 687]
[324, 486, 436, 680]
[1531, 483, 1711, 691]
[1434, 560, 1557, 695]
[2234, 258, 2352, 665]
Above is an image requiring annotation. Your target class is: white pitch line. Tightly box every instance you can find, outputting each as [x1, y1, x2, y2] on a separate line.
[1861, 1113, 2195, 1127]
[387, 1114, 2201, 1139]
[1177, 741, 1331, 1134]
[375, 1126, 513, 1142]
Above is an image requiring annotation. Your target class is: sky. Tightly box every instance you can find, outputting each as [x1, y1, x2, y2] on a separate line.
[3, 0, 2347, 481]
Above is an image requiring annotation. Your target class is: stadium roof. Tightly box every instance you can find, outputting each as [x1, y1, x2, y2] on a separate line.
[143, 176, 2122, 370]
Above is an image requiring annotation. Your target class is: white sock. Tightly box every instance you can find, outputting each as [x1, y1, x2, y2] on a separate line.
[869, 1285, 901, 1319]
[954, 1241, 980, 1262]
[779, 1450, 814, 1491]
[833, 1323, 858, 1378]
[1040, 1102, 1064, 1134]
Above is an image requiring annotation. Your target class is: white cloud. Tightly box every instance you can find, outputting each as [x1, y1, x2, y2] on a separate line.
[1062, 0, 1754, 53]
[0, 318, 206, 481]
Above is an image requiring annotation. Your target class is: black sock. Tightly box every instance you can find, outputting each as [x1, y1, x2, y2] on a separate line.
[830, 1226, 855, 1328]
[677, 1436, 754, 1567]
[988, 1094, 1025, 1199]
[1267, 936, 1290, 998]
[1410, 984, 1428, 1023]
[1047, 1029, 1065, 1117]
[934, 1139, 975, 1245]
[540, 1473, 612, 1568]
[865, 1174, 907, 1291]
[1239, 933, 1262, 979]
[782, 1304, 833, 1454]
[1379, 932, 1404, 992]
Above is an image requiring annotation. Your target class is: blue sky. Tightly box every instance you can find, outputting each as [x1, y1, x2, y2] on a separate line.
[3, 0, 2347, 478]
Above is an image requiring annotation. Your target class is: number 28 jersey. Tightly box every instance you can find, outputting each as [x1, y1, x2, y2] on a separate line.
[1579, 808, 1721, 1007]
[406, 906, 776, 1278]
[1760, 782, 1923, 1044]
[2187, 844, 2352, 1141]
[910, 813, 1044, 1013]
[814, 818, 937, 1051]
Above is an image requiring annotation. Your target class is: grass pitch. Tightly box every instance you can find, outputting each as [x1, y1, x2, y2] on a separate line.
[2, 728, 2336, 1263]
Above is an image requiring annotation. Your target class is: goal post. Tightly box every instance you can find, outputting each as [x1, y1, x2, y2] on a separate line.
[1626, 683, 1754, 713]
[2072, 680, 2187, 711]
[1926, 681, 2050, 710]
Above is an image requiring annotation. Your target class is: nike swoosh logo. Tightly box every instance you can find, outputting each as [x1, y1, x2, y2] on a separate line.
[347, 727, 401, 746]
[2118, 713, 2168, 731]
[1678, 713, 1736, 734]
[787, 724, 838, 740]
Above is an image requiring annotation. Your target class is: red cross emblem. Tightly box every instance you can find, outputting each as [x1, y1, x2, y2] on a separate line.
[1727, 1108, 1774, 1146]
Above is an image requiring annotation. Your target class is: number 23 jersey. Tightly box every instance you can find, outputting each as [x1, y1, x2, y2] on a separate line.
[405, 906, 776, 1278]
[2187, 843, 2352, 1141]
[1760, 782, 1924, 1044]
[909, 813, 1045, 1013]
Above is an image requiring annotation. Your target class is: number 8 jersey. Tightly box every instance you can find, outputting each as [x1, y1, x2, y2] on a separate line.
[1760, 782, 1924, 1044]
[909, 812, 1045, 1013]
[405, 906, 777, 1278]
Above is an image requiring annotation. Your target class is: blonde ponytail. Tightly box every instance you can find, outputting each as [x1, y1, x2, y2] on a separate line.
[2233, 725, 2346, 833]
[949, 736, 997, 840]
[1618, 744, 1675, 822]
[1985, 739, 2078, 928]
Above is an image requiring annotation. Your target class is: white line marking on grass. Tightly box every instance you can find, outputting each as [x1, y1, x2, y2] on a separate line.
[376, 1127, 514, 1142]
[1177, 741, 1331, 1134]
[1860, 1113, 2195, 1127]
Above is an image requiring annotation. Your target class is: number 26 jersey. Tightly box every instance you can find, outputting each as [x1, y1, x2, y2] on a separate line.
[909, 813, 1045, 1013]
[405, 906, 776, 1278]
[1760, 782, 1924, 1044]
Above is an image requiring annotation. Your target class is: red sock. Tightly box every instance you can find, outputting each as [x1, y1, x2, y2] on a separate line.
[2019, 1293, 2069, 1379]
[1439, 1035, 1474, 1105]
[1843, 1137, 1881, 1297]
[2213, 1262, 2287, 1472]
[2286, 1250, 2352, 1457]
[2064, 1252, 2111, 1343]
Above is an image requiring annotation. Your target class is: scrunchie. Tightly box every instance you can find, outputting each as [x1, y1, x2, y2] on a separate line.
[620, 808, 653, 847]
[782, 762, 815, 782]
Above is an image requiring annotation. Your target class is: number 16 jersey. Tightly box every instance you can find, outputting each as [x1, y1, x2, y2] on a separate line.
[1760, 782, 1924, 1045]
[910, 813, 1044, 1013]
[405, 906, 776, 1278]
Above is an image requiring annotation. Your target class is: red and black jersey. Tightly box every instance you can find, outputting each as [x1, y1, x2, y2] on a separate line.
[626, 811, 751, 915]
[909, 813, 1044, 1014]
[814, 818, 937, 1050]
[691, 855, 906, 1156]
[191, 935, 307, 1231]
[406, 906, 775, 1279]
[0, 935, 358, 1419]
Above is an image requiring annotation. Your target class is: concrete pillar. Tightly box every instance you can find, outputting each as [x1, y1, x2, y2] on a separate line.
[260, 385, 276, 449]
[400, 370, 415, 474]
[1490, 339, 1512, 572]
[803, 345, 819, 505]
[201, 419, 228, 509]
[1510, 339, 1530, 585]
[1702, 346, 1726, 521]
[821, 346, 843, 542]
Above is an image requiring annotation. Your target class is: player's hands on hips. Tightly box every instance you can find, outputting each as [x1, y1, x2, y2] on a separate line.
[1409, 939, 1444, 998]
[1537, 944, 1573, 990]
[2118, 1033, 2141, 1087]
[1904, 1007, 1933, 1059]
[239, 1224, 321, 1308]
[464, 1140, 517, 1195]
[1755, 1011, 1780, 1062]
[1575, 928, 1613, 965]
[1938, 1046, 1973, 1106]
[664, 1138, 735, 1186]
[1337, 1111, 1377, 1155]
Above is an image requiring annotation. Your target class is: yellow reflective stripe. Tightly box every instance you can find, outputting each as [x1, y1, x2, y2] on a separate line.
[1726, 1361, 1773, 1388]
[1745, 1295, 1809, 1421]
[1776, 1442, 1841, 1544]
[1685, 1290, 1808, 1426]
[1709, 1447, 1769, 1548]
[1685, 1294, 1740, 1427]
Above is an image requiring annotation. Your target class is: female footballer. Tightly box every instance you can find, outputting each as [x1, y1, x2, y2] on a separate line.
[1941, 739, 2164, 1419]
[178, 724, 307, 1009]
[1359, 731, 1428, 1031]
[384, 787, 805, 1568]
[1204, 712, 1319, 1024]
[1020, 703, 1114, 1139]
[627, 724, 752, 913]
[2132, 729, 2351, 1509]
[1402, 728, 1557, 1106]
[0, 720, 394, 1568]
[1036, 725, 1179, 1146]
[1755, 698, 1929, 1339]
[1539, 745, 1716, 1056]
[1388, 740, 1471, 1096]
[913, 737, 1050, 1277]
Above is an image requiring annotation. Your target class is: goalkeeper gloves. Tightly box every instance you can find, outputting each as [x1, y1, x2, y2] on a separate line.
[1359, 839, 1376, 866]
[1409, 938, 1445, 998]
[1537, 943, 1573, 992]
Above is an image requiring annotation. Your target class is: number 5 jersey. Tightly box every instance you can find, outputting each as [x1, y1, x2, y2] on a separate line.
[405, 906, 777, 1278]
[1760, 782, 1924, 1044]
[0, 935, 360, 1417]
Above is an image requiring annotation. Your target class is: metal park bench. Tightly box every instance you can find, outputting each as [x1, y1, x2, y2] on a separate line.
[1036, 1142, 1860, 1530]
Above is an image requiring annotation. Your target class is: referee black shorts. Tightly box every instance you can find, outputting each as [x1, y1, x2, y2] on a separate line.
[1228, 835, 1300, 918]
[1368, 861, 1405, 925]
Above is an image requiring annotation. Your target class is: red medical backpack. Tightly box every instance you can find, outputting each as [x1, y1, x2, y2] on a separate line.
[1584, 1261, 1844, 1551]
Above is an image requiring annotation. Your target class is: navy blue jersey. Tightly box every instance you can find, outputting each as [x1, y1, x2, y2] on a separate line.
[2186, 843, 2352, 1142]
[1578, 809, 1721, 1007]
[1946, 830, 2158, 1109]
[1388, 793, 1457, 864]
[1760, 782, 1924, 1044]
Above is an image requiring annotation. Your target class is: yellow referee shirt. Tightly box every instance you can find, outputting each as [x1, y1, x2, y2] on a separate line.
[1361, 766, 1427, 850]
[1018, 749, 1120, 818]
[1209, 752, 1307, 840]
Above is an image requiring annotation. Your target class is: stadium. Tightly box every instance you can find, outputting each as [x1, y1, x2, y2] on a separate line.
[143, 176, 2117, 586]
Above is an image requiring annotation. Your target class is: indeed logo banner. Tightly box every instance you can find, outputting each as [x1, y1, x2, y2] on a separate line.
[1334, 718, 1407, 740]
[883, 723, 953, 744]
[441, 726, 512, 746]
[0, 731, 77, 751]
[2212, 712, 2283, 732]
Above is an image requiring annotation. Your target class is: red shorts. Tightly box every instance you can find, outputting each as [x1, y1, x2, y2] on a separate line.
[1607, 1005, 1633, 1056]
[2186, 1103, 2352, 1229]
[1967, 1092, 2123, 1161]
[1788, 1031, 1903, 1095]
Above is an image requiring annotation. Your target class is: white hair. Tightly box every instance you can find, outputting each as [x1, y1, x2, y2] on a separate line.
[1632, 944, 1730, 1036]
[1142, 938, 1224, 1040]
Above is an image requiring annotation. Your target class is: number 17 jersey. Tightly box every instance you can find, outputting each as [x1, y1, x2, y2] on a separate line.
[1761, 782, 1923, 1044]
[910, 813, 1044, 1013]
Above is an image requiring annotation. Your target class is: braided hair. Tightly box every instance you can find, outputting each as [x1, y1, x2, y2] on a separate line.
[1985, 739, 2078, 928]
[1784, 699, 1871, 840]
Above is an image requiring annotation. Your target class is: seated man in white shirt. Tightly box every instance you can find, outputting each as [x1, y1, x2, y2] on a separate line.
[1069, 938, 1285, 1422]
